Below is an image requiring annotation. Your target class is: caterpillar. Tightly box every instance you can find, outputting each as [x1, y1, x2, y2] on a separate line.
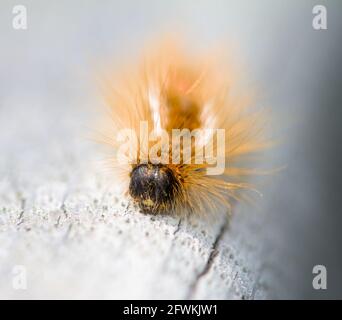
[98, 39, 272, 217]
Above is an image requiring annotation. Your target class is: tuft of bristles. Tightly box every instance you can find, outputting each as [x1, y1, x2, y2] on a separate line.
[97, 39, 274, 217]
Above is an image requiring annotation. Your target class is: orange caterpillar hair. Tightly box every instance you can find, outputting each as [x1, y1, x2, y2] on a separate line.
[98, 39, 272, 216]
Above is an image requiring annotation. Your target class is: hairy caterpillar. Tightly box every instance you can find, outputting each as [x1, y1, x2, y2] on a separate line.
[98, 39, 272, 216]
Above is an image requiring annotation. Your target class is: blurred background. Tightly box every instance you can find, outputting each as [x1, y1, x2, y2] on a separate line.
[0, 0, 341, 299]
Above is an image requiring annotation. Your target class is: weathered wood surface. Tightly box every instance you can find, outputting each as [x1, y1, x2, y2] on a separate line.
[0, 101, 273, 299]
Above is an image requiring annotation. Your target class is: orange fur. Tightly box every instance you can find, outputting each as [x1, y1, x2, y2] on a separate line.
[97, 39, 272, 216]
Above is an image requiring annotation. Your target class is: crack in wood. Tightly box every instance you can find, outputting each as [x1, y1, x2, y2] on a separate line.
[186, 218, 229, 299]
[63, 223, 73, 241]
[174, 218, 182, 235]
[16, 196, 26, 226]
[55, 191, 69, 227]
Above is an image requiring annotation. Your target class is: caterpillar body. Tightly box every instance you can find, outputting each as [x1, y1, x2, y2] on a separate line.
[99, 40, 271, 217]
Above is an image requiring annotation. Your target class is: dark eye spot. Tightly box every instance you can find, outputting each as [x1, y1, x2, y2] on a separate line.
[129, 164, 180, 214]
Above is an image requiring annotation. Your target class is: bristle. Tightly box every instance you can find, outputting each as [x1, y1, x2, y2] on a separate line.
[98, 39, 272, 217]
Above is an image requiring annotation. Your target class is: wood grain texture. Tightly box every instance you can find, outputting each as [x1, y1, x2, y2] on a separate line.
[0, 99, 273, 300]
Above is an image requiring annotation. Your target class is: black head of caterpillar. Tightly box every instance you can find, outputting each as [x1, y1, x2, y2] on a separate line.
[129, 164, 182, 214]
[100, 40, 273, 217]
